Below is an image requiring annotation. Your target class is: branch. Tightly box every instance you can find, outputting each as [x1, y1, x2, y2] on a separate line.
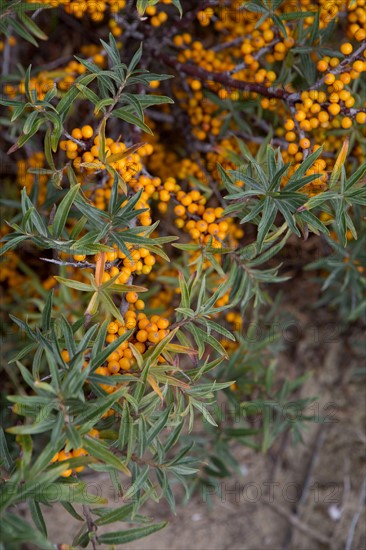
[82, 505, 98, 550]
[264, 501, 334, 547]
[160, 54, 291, 102]
[345, 477, 366, 550]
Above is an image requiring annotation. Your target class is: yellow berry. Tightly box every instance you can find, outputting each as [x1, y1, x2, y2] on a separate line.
[126, 292, 138, 303]
[299, 138, 311, 149]
[341, 117, 352, 129]
[81, 125, 93, 139]
[340, 43, 353, 55]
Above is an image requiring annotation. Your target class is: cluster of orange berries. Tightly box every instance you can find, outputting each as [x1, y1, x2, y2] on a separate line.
[196, 7, 215, 27]
[17, 152, 47, 203]
[0, 36, 16, 52]
[347, 0, 366, 42]
[59, 128, 155, 213]
[0, 245, 25, 291]
[72, 245, 156, 283]
[287, 151, 329, 195]
[94, 304, 170, 390]
[144, 4, 169, 27]
[60, 300, 170, 392]
[316, 46, 366, 123]
[28, 0, 126, 20]
[50, 446, 88, 478]
[174, 195, 230, 247]
[4, 47, 105, 101]
[109, 18, 123, 37]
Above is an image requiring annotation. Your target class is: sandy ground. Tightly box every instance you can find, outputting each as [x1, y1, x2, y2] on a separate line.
[24, 304, 365, 550]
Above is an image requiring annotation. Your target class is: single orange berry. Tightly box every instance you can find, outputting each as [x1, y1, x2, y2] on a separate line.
[81, 125, 93, 139]
[340, 43, 353, 55]
[126, 292, 138, 303]
[341, 117, 352, 129]
[299, 138, 311, 149]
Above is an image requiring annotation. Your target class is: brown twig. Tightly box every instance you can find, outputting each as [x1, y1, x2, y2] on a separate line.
[282, 424, 327, 549]
[160, 54, 291, 102]
[82, 504, 98, 550]
[345, 477, 366, 550]
[264, 500, 334, 547]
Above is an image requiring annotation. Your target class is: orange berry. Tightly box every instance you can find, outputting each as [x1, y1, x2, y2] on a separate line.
[61, 350, 70, 362]
[126, 292, 138, 303]
[356, 112, 366, 124]
[318, 111, 329, 123]
[119, 358, 131, 371]
[74, 254, 86, 262]
[107, 322, 119, 334]
[82, 152, 94, 163]
[285, 131, 296, 142]
[108, 362, 120, 374]
[202, 211, 216, 224]
[340, 43, 353, 55]
[324, 73, 335, 85]
[196, 220, 208, 232]
[190, 79, 202, 91]
[71, 128, 83, 140]
[157, 318, 169, 329]
[50, 452, 59, 463]
[135, 342, 146, 354]
[299, 138, 311, 149]
[328, 103, 341, 116]
[295, 110, 306, 122]
[174, 205, 186, 217]
[148, 331, 160, 343]
[288, 143, 298, 155]
[67, 141, 78, 152]
[284, 119, 295, 131]
[317, 60, 328, 72]
[341, 117, 352, 129]
[138, 318, 150, 329]
[136, 330, 148, 342]
[353, 60, 363, 73]
[144, 255, 155, 266]
[81, 125, 93, 139]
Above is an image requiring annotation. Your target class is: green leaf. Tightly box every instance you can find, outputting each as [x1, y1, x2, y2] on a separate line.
[74, 387, 125, 425]
[44, 127, 56, 170]
[29, 500, 47, 537]
[23, 110, 40, 135]
[190, 399, 217, 427]
[112, 108, 153, 134]
[54, 276, 93, 292]
[128, 43, 143, 74]
[99, 289, 125, 324]
[39, 481, 108, 505]
[0, 235, 29, 256]
[171, 0, 183, 16]
[41, 289, 53, 332]
[257, 198, 277, 251]
[0, 428, 13, 471]
[98, 118, 107, 162]
[146, 405, 172, 445]
[51, 184, 80, 238]
[20, 13, 47, 41]
[83, 436, 131, 476]
[98, 522, 167, 545]
[57, 74, 96, 118]
[95, 502, 135, 525]
[178, 272, 190, 308]
[136, 0, 148, 15]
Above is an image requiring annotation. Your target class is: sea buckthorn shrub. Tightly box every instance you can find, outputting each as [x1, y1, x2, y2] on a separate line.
[0, 0, 365, 547]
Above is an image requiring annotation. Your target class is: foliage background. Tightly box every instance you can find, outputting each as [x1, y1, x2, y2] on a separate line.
[0, 0, 365, 548]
